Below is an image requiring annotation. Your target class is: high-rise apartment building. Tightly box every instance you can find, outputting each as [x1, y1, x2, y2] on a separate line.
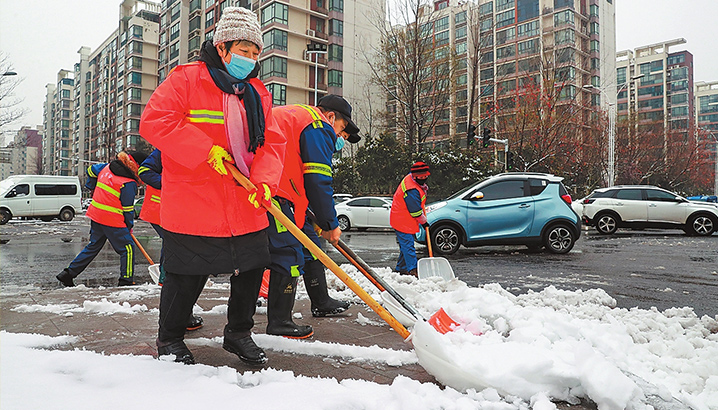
[615, 39, 694, 136]
[479, 0, 616, 136]
[156, 0, 383, 140]
[696, 81, 718, 133]
[42, 70, 74, 176]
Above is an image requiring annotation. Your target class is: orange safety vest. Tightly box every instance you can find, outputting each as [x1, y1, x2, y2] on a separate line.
[86, 166, 135, 228]
[140, 185, 161, 225]
[272, 104, 331, 228]
[390, 174, 427, 234]
[139, 61, 286, 237]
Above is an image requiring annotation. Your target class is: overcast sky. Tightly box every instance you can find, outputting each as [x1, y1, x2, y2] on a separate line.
[1, 0, 717, 141]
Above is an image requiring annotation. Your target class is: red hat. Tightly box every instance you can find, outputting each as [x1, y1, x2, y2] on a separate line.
[410, 161, 430, 177]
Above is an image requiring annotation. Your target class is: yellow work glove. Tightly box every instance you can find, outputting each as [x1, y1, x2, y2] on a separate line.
[207, 145, 234, 175]
[248, 183, 272, 209]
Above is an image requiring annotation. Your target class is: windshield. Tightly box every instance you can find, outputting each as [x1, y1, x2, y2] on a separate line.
[445, 179, 486, 200]
[0, 179, 16, 196]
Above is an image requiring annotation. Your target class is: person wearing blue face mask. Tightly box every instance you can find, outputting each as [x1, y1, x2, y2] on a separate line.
[259, 95, 361, 339]
[140, 7, 287, 366]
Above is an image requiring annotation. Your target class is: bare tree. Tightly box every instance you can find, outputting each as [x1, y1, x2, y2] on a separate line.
[365, 0, 458, 151]
[0, 52, 28, 129]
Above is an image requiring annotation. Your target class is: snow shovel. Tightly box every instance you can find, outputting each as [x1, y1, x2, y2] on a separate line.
[417, 226, 455, 281]
[305, 210, 459, 331]
[226, 163, 412, 340]
[131, 233, 160, 284]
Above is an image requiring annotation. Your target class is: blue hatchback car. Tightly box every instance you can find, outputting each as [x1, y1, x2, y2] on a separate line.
[416, 173, 581, 255]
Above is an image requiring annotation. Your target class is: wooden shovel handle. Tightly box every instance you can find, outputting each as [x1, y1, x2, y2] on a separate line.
[131, 233, 155, 265]
[425, 226, 433, 258]
[226, 163, 411, 340]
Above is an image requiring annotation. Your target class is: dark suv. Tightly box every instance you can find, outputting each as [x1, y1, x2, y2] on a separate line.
[416, 173, 581, 255]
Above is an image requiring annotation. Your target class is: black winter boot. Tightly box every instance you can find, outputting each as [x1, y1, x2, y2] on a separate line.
[56, 269, 75, 287]
[186, 315, 203, 331]
[223, 328, 267, 365]
[156, 339, 195, 364]
[266, 270, 313, 339]
[303, 260, 350, 317]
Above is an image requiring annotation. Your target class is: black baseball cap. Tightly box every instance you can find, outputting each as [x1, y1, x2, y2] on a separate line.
[317, 94, 360, 138]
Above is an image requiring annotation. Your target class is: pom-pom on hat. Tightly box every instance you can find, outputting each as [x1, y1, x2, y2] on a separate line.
[410, 161, 430, 177]
[212, 7, 264, 50]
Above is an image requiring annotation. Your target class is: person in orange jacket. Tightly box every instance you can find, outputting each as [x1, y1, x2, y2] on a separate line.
[264, 95, 360, 339]
[57, 151, 147, 287]
[139, 7, 285, 366]
[390, 161, 430, 277]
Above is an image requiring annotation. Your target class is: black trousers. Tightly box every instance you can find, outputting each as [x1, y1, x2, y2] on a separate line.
[157, 268, 264, 343]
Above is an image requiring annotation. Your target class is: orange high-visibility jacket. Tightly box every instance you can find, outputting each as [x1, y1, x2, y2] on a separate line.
[86, 166, 136, 228]
[140, 185, 161, 225]
[390, 174, 427, 234]
[139, 62, 286, 237]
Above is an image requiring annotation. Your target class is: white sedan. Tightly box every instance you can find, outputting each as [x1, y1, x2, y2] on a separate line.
[334, 196, 393, 231]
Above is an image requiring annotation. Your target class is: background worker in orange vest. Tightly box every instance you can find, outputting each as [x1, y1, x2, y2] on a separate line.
[57, 151, 148, 287]
[138, 149, 203, 332]
[389, 161, 431, 277]
[140, 7, 286, 366]
[264, 95, 360, 338]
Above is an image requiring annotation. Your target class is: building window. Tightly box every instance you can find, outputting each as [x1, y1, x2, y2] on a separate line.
[589, 4, 598, 16]
[169, 41, 180, 60]
[457, 73, 467, 85]
[206, 9, 215, 27]
[267, 83, 286, 105]
[127, 103, 142, 117]
[671, 93, 688, 105]
[591, 75, 600, 87]
[496, 10, 515, 28]
[126, 119, 140, 132]
[554, 0, 573, 10]
[555, 28, 574, 45]
[189, 35, 201, 52]
[496, 27, 515, 45]
[590, 22, 599, 35]
[61, 89, 71, 99]
[456, 41, 467, 54]
[435, 16, 449, 32]
[170, 2, 181, 21]
[496, 0, 514, 12]
[617, 66, 626, 84]
[328, 69, 343, 87]
[590, 40, 599, 52]
[190, 0, 201, 12]
[261, 3, 288, 26]
[263, 29, 288, 51]
[670, 66, 688, 81]
[518, 20, 539, 37]
[554, 9, 574, 26]
[128, 72, 142, 86]
[480, 67, 494, 80]
[127, 88, 142, 101]
[496, 44, 515, 59]
[455, 11, 466, 25]
[131, 25, 143, 39]
[127, 56, 143, 70]
[329, 44, 343, 62]
[667, 54, 685, 66]
[517, 0, 539, 23]
[455, 26, 467, 39]
[480, 17, 493, 33]
[497, 62, 516, 76]
[329, 19, 343, 37]
[329, 0, 343, 12]
[189, 16, 201, 32]
[260, 56, 287, 79]
[128, 41, 143, 55]
[435, 31, 449, 46]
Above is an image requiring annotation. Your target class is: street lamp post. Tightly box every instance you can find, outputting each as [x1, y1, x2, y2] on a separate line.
[584, 73, 644, 186]
[306, 43, 328, 105]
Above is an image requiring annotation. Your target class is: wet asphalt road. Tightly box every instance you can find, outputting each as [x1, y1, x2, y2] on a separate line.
[1, 215, 716, 317]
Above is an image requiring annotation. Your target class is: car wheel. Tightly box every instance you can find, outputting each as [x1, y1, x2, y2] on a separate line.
[687, 214, 716, 236]
[595, 212, 618, 235]
[337, 215, 351, 231]
[0, 209, 11, 225]
[59, 208, 75, 222]
[543, 224, 575, 254]
[431, 225, 461, 255]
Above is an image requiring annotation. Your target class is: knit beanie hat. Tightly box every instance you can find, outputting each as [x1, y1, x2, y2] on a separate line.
[213, 7, 264, 50]
[410, 161, 430, 177]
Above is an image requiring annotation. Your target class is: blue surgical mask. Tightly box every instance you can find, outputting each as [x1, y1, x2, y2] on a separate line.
[223, 53, 256, 80]
[335, 136, 346, 151]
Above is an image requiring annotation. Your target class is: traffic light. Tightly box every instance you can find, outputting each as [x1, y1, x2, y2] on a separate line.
[482, 128, 491, 148]
[507, 151, 515, 170]
[466, 124, 477, 146]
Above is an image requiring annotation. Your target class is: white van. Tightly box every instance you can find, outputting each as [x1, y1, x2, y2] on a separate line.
[0, 175, 82, 225]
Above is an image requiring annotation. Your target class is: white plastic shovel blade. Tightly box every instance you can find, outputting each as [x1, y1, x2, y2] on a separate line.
[381, 291, 417, 327]
[148, 263, 160, 285]
[417, 257, 455, 280]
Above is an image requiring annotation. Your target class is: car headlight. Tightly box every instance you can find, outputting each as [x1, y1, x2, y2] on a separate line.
[426, 201, 447, 213]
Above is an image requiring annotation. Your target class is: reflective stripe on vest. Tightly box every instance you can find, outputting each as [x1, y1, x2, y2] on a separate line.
[400, 179, 426, 217]
[187, 109, 224, 124]
[149, 194, 160, 204]
[297, 104, 324, 129]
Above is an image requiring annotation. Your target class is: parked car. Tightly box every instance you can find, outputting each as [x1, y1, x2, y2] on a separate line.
[334, 196, 392, 231]
[81, 198, 93, 210]
[415, 173, 581, 255]
[333, 193, 353, 204]
[0, 175, 82, 224]
[133, 196, 144, 219]
[581, 185, 718, 236]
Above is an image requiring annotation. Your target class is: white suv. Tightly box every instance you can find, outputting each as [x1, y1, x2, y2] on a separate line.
[581, 185, 718, 236]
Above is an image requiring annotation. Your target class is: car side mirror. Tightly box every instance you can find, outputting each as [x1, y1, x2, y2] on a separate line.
[470, 191, 484, 200]
[5, 189, 16, 198]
